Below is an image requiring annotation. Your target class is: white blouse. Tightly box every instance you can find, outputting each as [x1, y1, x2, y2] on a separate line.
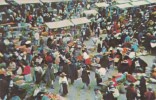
[59, 77, 68, 85]
[83, 52, 89, 60]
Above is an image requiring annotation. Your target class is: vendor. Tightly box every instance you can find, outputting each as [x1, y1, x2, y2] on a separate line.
[82, 50, 91, 69]
[151, 64, 156, 79]
[21, 61, 32, 82]
[34, 62, 43, 84]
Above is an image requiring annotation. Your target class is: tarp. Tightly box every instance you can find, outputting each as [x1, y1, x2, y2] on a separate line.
[116, 3, 133, 8]
[147, 0, 156, 3]
[45, 20, 74, 29]
[131, 1, 149, 6]
[71, 17, 91, 25]
[41, 0, 71, 3]
[14, 0, 41, 4]
[83, 10, 98, 15]
[95, 2, 109, 7]
[116, 0, 130, 4]
[0, 0, 9, 5]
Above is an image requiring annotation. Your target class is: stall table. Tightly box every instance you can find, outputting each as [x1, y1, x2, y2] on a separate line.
[99, 73, 127, 92]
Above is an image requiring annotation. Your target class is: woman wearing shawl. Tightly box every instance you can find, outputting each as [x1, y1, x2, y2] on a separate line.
[43, 63, 55, 89]
[59, 72, 68, 96]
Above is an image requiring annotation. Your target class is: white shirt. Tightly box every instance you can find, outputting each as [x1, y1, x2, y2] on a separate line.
[36, 58, 43, 64]
[4, 39, 10, 45]
[9, 62, 16, 69]
[16, 67, 22, 75]
[98, 68, 106, 77]
[83, 52, 89, 59]
[116, 47, 123, 53]
[59, 77, 68, 85]
[96, 39, 103, 48]
[34, 32, 39, 40]
[34, 66, 43, 73]
[129, 52, 135, 59]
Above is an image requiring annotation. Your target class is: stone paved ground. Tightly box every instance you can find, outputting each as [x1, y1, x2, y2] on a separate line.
[47, 34, 156, 100]
[14, 30, 156, 100]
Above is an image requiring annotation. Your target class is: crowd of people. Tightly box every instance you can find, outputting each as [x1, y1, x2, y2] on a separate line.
[0, 0, 156, 100]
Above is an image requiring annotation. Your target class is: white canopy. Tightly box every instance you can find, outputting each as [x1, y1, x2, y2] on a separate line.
[45, 20, 74, 29]
[148, 0, 156, 3]
[41, 0, 71, 3]
[14, 0, 41, 4]
[116, 3, 133, 8]
[115, 0, 130, 4]
[131, 1, 149, 6]
[95, 2, 109, 7]
[83, 10, 98, 15]
[0, 0, 9, 5]
[71, 17, 91, 25]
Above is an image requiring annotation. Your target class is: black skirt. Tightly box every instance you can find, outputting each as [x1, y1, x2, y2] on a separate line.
[35, 71, 42, 84]
[97, 44, 102, 53]
[62, 83, 68, 95]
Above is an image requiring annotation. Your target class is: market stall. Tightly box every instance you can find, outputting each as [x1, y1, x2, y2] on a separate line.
[71, 17, 91, 38]
[82, 10, 98, 19]
[71, 17, 91, 25]
[116, 3, 133, 9]
[99, 73, 127, 92]
[115, 3, 133, 15]
[115, 0, 130, 4]
[41, 0, 71, 2]
[14, 0, 41, 4]
[95, 2, 109, 8]
[45, 20, 74, 29]
[45, 20, 74, 44]
[83, 10, 98, 15]
[131, 1, 150, 6]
